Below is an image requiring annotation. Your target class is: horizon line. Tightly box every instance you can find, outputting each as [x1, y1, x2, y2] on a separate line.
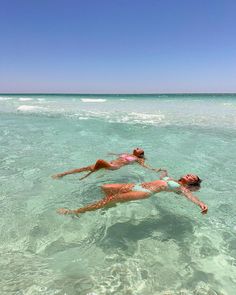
[1, 92, 236, 95]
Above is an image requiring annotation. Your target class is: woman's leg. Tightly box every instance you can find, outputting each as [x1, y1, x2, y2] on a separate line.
[57, 191, 150, 215]
[93, 159, 116, 170]
[101, 183, 134, 196]
[52, 165, 93, 179]
[79, 159, 118, 180]
[52, 159, 115, 179]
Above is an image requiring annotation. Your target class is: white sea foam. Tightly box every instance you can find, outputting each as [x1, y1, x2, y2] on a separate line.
[129, 112, 165, 122]
[78, 117, 89, 120]
[2, 96, 235, 129]
[223, 102, 234, 107]
[78, 110, 166, 125]
[19, 97, 33, 101]
[81, 98, 107, 103]
[17, 105, 45, 112]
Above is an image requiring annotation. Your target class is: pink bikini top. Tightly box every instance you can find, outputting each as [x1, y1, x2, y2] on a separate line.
[119, 154, 137, 162]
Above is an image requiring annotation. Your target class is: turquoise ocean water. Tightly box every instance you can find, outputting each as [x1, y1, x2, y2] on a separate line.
[0, 94, 236, 295]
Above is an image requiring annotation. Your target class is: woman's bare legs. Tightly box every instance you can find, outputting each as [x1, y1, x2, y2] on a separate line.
[93, 159, 115, 170]
[57, 190, 150, 215]
[101, 183, 134, 196]
[52, 159, 117, 179]
[79, 159, 118, 180]
[52, 166, 92, 179]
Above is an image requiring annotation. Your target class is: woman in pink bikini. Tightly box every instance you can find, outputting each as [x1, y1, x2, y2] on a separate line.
[52, 148, 160, 180]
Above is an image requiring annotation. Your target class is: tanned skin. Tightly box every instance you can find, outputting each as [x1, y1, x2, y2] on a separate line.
[57, 171, 208, 216]
[52, 148, 160, 180]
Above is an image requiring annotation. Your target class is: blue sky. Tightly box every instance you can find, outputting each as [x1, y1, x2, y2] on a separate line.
[0, 0, 235, 93]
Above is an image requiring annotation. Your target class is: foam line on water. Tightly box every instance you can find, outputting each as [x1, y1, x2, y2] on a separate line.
[81, 98, 107, 103]
[17, 105, 46, 112]
[19, 97, 33, 101]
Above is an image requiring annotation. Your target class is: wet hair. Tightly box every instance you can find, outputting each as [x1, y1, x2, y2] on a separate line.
[187, 183, 201, 192]
[179, 175, 202, 186]
[188, 179, 202, 187]
[133, 148, 145, 158]
[138, 151, 145, 158]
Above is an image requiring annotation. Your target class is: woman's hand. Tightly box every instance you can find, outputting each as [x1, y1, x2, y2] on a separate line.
[199, 202, 208, 214]
[57, 208, 73, 215]
[52, 173, 64, 179]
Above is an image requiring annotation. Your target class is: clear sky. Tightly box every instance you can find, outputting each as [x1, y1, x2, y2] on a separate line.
[0, 0, 235, 93]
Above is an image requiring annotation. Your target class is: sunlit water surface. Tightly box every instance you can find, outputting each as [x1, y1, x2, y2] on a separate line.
[0, 94, 236, 295]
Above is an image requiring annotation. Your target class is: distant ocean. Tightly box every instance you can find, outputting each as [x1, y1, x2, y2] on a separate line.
[0, 93, 236, 294]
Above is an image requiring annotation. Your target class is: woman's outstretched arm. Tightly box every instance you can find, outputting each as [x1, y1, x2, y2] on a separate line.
[180, 186, 208, 214]
[137, 158, 161, 172]
[57, 191, 150, 215]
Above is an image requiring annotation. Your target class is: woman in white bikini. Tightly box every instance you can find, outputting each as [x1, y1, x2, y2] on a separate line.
[52, 148, 160, 180]
[57, 170, 208, 216]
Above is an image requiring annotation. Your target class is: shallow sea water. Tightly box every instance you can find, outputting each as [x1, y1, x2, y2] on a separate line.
[0, 94, 236, 294]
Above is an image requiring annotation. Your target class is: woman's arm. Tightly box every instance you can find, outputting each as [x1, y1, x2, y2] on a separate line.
[180, 186, 208, 214]
[137, 158, 161, 172]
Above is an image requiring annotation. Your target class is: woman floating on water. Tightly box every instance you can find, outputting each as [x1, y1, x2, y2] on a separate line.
[52, 148, 160, 180]
[57, 170, 208, 216]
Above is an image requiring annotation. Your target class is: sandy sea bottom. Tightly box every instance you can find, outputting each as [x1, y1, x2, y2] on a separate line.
[0, 94, 236, 294]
